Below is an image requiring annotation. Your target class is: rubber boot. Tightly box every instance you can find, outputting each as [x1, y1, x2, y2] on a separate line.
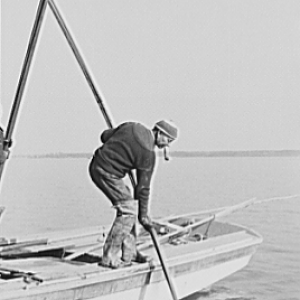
[100, 214, 134, 269]
[122, 227, 152, 264]
[122, 233, 136, 263]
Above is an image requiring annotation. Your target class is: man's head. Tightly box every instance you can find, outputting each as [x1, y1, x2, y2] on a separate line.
[153, 120, 178, 160]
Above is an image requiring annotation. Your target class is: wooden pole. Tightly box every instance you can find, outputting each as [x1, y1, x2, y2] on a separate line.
[47, 0, 112, 128]
[149, 227, 178, 300]
[47, 0, 136, 189]
[48, 0, 139, 245]
[0, 0, 48, 183]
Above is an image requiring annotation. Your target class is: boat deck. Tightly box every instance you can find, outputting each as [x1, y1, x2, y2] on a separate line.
[0, 210, 262, 300]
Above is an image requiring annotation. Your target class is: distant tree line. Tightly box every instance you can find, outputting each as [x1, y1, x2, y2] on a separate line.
[13, 150, 300, 159]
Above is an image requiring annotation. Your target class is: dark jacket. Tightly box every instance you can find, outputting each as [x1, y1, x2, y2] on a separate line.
[93, 122, 156, 203]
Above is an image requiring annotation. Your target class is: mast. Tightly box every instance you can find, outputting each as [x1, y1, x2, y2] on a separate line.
[47, 0, 136, 188]
[0, 0, 136, 188]
[0, 0, 48, 182]
[48, 0, 113, 129]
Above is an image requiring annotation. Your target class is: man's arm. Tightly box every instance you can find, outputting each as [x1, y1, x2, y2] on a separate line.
[135, 169, 153, 231]
[100, 128, 115, 143]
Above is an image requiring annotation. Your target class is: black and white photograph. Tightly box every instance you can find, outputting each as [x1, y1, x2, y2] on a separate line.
[0, 1, 299, 299]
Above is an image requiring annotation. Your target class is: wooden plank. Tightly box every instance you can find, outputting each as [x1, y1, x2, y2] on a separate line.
[6, 225, 107, 246]
[0, 234, 102, 256]
[0, 239, 48, 252]
[0, 244, 76, 258]
[154, 220, 184, 231]
[27, 242, 76, 252]
[47, 229, 106, 245]
[64, 243, 103, 260]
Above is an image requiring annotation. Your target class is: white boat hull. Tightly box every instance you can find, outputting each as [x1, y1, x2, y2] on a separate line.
[89, 254, 252, 300]
[0, 211, 262, 300]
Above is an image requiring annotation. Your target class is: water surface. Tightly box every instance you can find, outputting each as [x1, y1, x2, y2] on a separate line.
[0, 157, 299, 299]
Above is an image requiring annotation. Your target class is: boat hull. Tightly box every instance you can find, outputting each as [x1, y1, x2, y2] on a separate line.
[1, 238, 260, 299]
[0, 213, 262, 300]
[90, 253, 254, 300]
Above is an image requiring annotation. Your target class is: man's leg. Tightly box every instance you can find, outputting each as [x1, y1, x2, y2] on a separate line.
[101, 211, 135, 268]
[101, 199, 150, 266]
[122, 229, 152, 263]
[89, 159, 137, 267]
[120, 201, 152, 264]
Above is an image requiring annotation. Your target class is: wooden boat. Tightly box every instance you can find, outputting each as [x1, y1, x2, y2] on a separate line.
[0, 206, 263, 300]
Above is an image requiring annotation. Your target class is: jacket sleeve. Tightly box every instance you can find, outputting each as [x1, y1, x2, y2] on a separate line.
[135, 169, 153, 203]
[100, 128, 115, 143]
[135, 167, 155, 221]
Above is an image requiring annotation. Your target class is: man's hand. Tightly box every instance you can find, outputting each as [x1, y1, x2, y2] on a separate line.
[139, 215, 153, 232]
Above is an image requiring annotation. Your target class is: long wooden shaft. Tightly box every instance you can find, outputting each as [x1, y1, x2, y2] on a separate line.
[48, 0, 136, 188]
[0, 0, 48, 182]
[149, 227, 178, 300]
[0, 239, 48, 252]
[47, 0, 112, 128]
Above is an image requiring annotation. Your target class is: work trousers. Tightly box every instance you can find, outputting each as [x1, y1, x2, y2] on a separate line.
[89, 157, 137, 264]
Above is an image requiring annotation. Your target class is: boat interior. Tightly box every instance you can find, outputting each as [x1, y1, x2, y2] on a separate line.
[0, 210, 254, 283]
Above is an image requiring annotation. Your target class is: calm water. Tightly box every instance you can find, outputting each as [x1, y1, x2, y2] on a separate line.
[0, 157, 299, 300]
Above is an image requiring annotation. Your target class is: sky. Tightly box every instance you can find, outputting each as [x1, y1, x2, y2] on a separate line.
[1, 0, 300, 154]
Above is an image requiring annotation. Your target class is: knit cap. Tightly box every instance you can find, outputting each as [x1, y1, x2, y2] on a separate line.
[154, 120, 178, 140]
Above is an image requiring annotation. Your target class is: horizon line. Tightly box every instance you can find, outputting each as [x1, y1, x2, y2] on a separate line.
[11, 149, 300, 159]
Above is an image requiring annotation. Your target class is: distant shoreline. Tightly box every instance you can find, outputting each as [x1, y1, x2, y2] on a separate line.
[12, 150, 300, 159]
